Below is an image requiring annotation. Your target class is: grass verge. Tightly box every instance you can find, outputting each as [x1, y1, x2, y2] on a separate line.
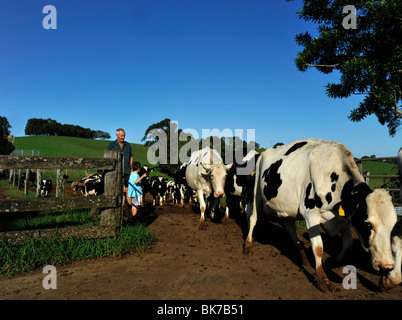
[0, 223, 156, 276]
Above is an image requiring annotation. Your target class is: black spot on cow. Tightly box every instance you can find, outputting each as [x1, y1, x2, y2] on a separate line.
[325, 192, 332, 204]
[314, 193, 323, 208]
[330, 172, 339, 182]
[262, 159, 283, 201]
[304, 183, 323, 209]
[340, 179, 373, 248]
[331, 183, 336, 192]
[284, 141, 308, 156]
[304, 183, 315, 209]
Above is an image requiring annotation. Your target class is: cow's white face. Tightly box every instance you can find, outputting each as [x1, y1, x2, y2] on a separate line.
[202, 163, 233, 198]
[363, 189, 397, 272]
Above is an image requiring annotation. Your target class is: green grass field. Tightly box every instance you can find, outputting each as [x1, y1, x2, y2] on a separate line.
[12, 136, 171, 180]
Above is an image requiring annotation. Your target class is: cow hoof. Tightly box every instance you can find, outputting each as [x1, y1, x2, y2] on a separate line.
[243, 240, 253, 255]
[316, 278, 335, 293]
[198, 221, 207, 230]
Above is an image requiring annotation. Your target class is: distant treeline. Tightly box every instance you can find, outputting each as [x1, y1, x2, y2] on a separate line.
[25, 118, 111, 140]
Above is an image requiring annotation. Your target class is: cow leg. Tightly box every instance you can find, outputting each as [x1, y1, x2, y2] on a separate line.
[304, 211, 334, 293]
[198, 190, 207, 230]
[321, 212, 353, 263]
[244, 203, 257, 255]
[282, 219, 308, 266]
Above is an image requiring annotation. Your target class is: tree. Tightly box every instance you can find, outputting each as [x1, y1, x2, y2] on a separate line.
[273, 142, 284, 149]
[289, 0, 402, 136]
[0, 116, 15, 155]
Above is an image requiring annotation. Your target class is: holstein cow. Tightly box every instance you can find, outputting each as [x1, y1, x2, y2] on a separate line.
[225, 150, 260, 220]
[380, 147, 402, 291]
[175, 163, 197, 206]
[380, 219, 402, 291]
[71, 173, 104, 196]
[139, 165, 155, 205]
[185, 147, 232, 230]
[40, 179, 52, 197]
[150, 176, 168, 206]
[244, 139, 397, 292]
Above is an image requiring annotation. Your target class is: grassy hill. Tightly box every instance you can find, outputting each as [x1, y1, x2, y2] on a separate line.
[12, 136, 171, 180]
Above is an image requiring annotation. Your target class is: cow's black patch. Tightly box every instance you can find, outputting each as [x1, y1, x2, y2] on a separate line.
[304, 183, 314, 209]
[340, 179, 373, 248]
[284, 141, 308, 156]
[331, 183, 336, 192]
[262, 159, 283, 201]
[330, 172, 339, 182]
[314, 193, 323, 208]
[304, 183, 323, 209]
[325, 192, 332, 204]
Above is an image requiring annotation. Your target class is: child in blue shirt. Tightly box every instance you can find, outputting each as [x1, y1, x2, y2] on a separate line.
[128, 161, 148, 217]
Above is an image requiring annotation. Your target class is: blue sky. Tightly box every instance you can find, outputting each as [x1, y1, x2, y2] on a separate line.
[0, 0, 400, 158]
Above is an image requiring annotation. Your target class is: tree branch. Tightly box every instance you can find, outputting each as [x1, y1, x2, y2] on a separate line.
[394, 90, 402, 118]
[299, 54, 339, 68]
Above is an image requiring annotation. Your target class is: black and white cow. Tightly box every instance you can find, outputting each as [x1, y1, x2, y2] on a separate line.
[71, 173, 104, 196]
[380, 219, 402, 291]
[40, 179, 52, 197]
[185, 147, 232, 230]
[166, 180, 180, 204]
[244, 139, 397, 292]
[150, 176, 168, 206]
[139, 165, 155, 205]
[175, 163, 197, 206]
[224, 149, 260, 220]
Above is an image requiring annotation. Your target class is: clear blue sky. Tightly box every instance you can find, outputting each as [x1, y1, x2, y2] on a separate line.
[1, 0, 400, 158]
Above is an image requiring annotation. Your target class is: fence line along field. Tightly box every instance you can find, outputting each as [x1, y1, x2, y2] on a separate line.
[0, 136, 401, 300]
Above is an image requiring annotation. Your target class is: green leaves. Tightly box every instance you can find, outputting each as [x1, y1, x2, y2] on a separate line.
[293, 0, 402, 135]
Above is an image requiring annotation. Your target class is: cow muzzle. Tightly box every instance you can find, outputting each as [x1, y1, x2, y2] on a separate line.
[373, 260, 394, 274]
[214, 192, 224, 198]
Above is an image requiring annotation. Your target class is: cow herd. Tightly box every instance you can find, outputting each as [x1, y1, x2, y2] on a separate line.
[66, 139, 402, 293]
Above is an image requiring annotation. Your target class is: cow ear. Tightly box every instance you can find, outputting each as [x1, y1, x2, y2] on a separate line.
[225, 163, 233, 171]
[201, 163, 212, 171]
[201, 173, 212, 182]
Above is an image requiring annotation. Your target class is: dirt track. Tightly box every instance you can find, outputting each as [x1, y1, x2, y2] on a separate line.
[0, 200, 401, 301]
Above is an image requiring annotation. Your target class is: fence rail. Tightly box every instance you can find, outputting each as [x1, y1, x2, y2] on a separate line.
[355, 156, 401, 216]
[0, 150, 123, 242]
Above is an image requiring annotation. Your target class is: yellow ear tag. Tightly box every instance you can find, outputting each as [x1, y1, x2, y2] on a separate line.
[339, 205, 345, 217]
[251, 171, 256, 177]
[183, 177, 186, 179]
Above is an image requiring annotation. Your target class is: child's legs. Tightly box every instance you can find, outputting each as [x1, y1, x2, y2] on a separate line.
[131, 205, 138, 216]
[131, 196, 141, 216]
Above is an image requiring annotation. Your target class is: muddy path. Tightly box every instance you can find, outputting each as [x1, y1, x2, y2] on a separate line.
[0, 200, 401, 301]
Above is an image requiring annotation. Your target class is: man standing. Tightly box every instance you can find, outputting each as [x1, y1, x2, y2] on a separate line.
[107, 128, 133, 204]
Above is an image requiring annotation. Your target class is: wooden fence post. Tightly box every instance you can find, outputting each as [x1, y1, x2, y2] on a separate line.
[56, 169, 64, 197]
[100, 150, 123, 227]
[36, 169, 42, 198]
[24, 169, 29, 195]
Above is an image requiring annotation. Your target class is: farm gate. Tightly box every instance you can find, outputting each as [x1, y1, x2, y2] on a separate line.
[0, 150, 123, 243]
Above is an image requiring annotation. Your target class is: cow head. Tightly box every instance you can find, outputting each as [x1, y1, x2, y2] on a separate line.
[201, 163, 233, 198]
[380, 220, 402, 291]
[341, 181, 397, 272]
[362, 189, 397, 272]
